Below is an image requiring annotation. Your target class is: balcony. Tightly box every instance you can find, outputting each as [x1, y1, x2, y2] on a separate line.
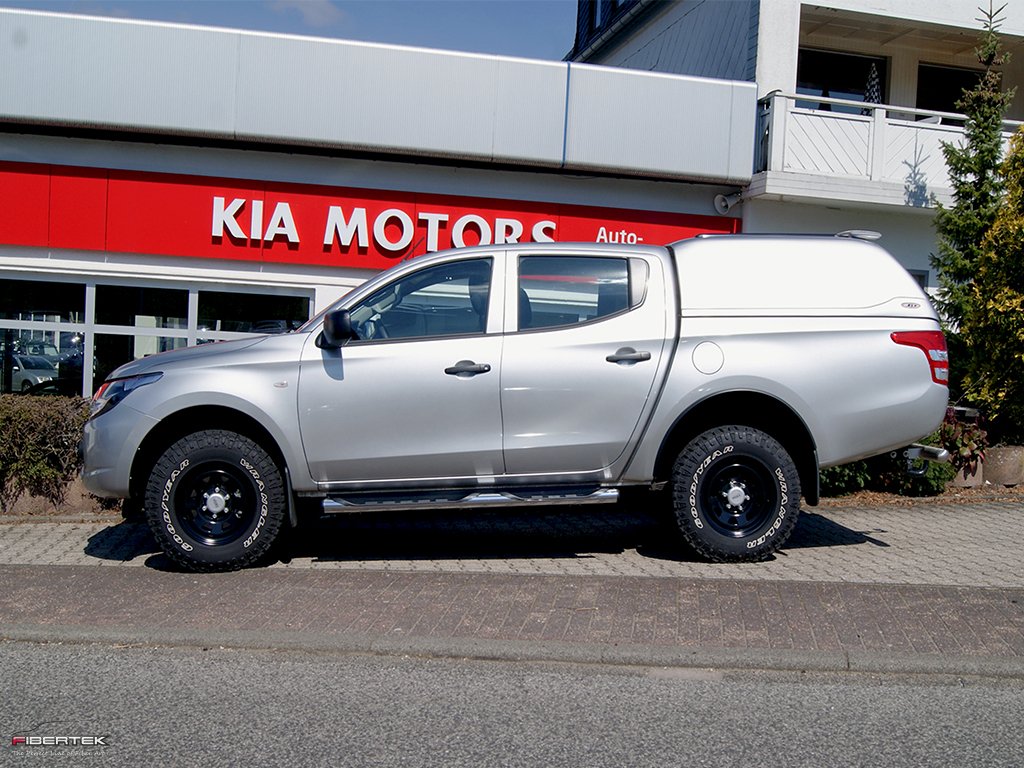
[751, 92, 1021, 210]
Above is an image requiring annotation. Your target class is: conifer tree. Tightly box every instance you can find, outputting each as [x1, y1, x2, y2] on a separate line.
[963, 129, 1024, 442]
[931, 3, 1015, 333]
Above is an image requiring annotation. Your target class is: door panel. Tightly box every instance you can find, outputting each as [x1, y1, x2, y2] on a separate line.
[297, 256, 503, 484]
[501, 254, 667, 475]
[298, 336, 503, 482]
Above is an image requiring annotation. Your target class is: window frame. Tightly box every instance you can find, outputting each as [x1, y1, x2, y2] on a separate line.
[795, 48, 889, 113]
[513, 254, 646, 334]
[916, 62, 983, 117]
[344, 257, 496, 345]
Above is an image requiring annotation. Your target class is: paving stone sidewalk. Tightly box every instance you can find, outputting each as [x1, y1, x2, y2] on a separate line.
[1, 501, 1023, 675]
[0, 501, 1022, 587]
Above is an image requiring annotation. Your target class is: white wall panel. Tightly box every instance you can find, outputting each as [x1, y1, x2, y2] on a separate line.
[0, 11, 238, 135]
[234, 37, 565, 164]
[490, 58, 569, 164]
[818, 0, 1024, 37]
[0, 9, 754, 183]
[564, 64, 756, 183]
[741, 197, 939, 285]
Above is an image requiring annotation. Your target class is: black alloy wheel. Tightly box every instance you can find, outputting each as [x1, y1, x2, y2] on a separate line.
[174, 462, 259, 547]
[700, 458, 778, 538]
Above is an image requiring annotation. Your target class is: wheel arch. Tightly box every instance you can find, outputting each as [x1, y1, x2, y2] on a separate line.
[129, 405, 291, 504]
[653, 391, 820, 505]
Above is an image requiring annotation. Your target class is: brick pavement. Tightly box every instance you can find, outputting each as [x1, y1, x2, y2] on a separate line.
[0, 501, 1022, 587]
[1, 500, 1023, 675]
[1, 564, 1022, 673]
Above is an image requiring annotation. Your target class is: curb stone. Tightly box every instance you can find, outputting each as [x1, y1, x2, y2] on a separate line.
[2, 624, 1023, 681]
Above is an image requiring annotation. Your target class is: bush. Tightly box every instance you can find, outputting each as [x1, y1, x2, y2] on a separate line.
[0, 394, 89, 512]
[821, 452, 956, 499]
[819, 461, 872, 497]
[867, 450, 957, 497]
[937, 407, 987, 479]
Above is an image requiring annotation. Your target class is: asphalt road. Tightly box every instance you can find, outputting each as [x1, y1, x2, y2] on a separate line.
[2, 641, 1022, 768]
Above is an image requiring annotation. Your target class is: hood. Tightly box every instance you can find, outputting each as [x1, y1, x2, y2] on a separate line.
[106, 336, 269, 380]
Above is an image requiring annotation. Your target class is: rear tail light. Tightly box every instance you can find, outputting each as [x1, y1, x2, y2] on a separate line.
[891, 331, 948, 386]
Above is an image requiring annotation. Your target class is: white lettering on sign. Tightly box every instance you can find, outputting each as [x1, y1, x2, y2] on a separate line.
[213, 197, 298, 243]
[532, 220, 556, 242]
[374, 208, 415, 251]
[418, 212, 449, 252]
[215, 197, 562, 253]
[264, 202, 299, 243]
[596, 226, 643, 244]
[249, 199, 264, 239]
[495, 218, 523, 244]
[324, 206, 369, 248]
[212, 196, 246, 239]
[452, 214, 491, 248]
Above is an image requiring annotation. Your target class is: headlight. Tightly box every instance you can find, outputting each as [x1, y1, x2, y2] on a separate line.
[90, 372, 163, 418]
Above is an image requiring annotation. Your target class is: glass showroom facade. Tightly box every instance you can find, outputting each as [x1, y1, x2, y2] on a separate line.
[0, 275, 311, 396]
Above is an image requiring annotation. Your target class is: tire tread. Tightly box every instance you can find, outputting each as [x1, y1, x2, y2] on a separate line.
[144, 429, 286, 572]
[671, 425, 801, 563]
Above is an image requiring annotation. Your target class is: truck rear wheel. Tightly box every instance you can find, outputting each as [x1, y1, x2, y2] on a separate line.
[144, 429, 286, 572]
[671, 426, 800, 562]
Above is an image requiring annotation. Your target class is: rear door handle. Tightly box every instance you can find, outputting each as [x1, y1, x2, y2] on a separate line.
[444, 360, 492, 377]
[606, 347, 652, 364]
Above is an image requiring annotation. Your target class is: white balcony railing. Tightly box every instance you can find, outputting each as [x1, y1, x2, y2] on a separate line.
[755, 92, 1022, 206]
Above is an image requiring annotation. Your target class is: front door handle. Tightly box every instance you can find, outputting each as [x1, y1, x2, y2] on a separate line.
[445, 360, 492, 377]
[606, 347, 652, 364]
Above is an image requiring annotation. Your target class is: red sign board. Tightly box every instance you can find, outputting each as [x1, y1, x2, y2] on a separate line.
[0, 161, 739, 269]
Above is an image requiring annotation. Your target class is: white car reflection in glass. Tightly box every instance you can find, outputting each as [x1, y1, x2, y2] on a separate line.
[11, 354, 56, 392]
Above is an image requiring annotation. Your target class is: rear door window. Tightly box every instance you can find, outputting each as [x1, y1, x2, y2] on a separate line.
[517, 256, 646, 331]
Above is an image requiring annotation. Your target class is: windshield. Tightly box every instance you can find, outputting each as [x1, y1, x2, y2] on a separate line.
[26, 343, 58, 357]
[18, 355, 56, 370]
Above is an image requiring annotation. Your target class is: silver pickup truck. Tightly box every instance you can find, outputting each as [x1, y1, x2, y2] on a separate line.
[82, 234, 949, 571]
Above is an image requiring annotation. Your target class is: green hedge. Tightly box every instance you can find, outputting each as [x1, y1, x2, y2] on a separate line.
[820, 454, 956, 498]
[0, 394, 89, 512]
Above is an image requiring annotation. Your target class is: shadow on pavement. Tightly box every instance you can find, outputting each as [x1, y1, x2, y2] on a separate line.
[283, 505, 673, 564]
[79, 504, 889, 571]
[785, 511, 891, 549]
[83, 520, 161, 563]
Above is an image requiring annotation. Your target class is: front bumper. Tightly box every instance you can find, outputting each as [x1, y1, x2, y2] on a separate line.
[80, 404, 159, 498]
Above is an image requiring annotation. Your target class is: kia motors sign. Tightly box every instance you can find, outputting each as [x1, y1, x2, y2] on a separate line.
[0, 161, 739, 269]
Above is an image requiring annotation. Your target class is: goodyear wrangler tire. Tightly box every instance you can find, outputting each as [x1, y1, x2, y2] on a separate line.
[671, 426, 800, 562]
[144, 429, 286, 572]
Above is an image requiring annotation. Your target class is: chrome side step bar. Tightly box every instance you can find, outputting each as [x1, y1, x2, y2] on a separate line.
[322, 488, 619, 514]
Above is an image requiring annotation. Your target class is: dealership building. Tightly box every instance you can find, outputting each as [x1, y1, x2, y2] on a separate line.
[1, 1, 1022, 396]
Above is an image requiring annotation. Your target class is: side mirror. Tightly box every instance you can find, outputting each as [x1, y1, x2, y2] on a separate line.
[318, 309, 357, 349]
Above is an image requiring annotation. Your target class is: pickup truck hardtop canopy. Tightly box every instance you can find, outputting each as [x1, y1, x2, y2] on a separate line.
[670, 234, 933, 316]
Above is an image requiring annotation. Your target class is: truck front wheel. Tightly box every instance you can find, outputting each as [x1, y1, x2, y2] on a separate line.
[671, 426, 801, 562]
[144, 429, 286, 572]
